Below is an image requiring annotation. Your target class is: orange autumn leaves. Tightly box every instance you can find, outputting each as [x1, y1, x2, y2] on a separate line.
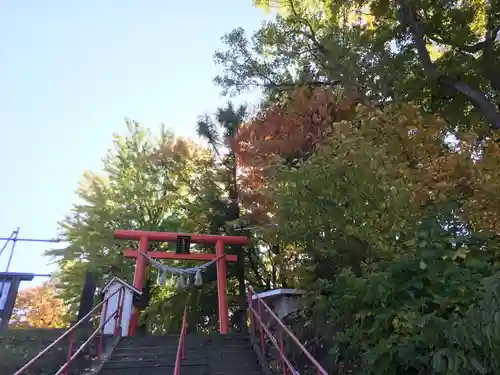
[233, 88, 358, 168]
[232, 87, 500, 233]
[11, 281, 67, 328]
[232, 88, 359, 226]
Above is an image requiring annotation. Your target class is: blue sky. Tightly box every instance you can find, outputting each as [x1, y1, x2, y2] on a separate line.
[0, 0, 268, 285]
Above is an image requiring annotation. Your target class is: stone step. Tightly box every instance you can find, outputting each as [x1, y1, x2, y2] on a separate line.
[98, 334, 265, 375]
[110, 349, 258, 361]
[100, 368, 263, 375]
[114, 345, 205, 352]
[119, 336, 177, 341]
[116, 335, 249, 347]
[99, 367, 209, 375]
[110, 349, 259, 362]
[206, 349, 258, 357]
[108, 354, 259, 364]
[109, 352, 207, 361]
[118, 333, 247, 342]
[112, 345, 200, 353]
[207, 352, 260, 361]
[114, 343, 252, 353]
[203, 336, 250, 345]
[102, 358, 208, 369]
[210, 363, 263, 371]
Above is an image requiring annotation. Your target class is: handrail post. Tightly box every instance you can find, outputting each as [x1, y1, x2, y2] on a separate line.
[247, 286, 254, 337]
[113, 287, 123, 336]
[280, 330, 286, 375]
[97, 298, 109, 361]
[258, 298, 265, 356]
[63, 328, 76, 375]
[181, 331, 185, 360]
[174, 306, 188, 375]
[183, 308, 187, 359]
[117, 286, 125, 334]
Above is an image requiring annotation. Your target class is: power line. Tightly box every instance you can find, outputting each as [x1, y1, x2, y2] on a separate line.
[0, 237, 67, 243]
[0, 229, 68, 278]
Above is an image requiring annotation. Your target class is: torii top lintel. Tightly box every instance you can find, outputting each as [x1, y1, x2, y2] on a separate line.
[115, 229, 247, 335]
[115, 229, 248, 246]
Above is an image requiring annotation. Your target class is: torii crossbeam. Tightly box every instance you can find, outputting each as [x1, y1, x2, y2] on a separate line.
[114, 229, 248, 335]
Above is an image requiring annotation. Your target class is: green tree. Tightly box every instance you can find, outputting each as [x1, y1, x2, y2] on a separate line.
[258, 94, 500, 374]
[210, 2, 500, 372]
[216, 0, 500, 134]
[47, 120, 216, 323]
[197, 102, 264, 331]
[144, 102, 272, 334]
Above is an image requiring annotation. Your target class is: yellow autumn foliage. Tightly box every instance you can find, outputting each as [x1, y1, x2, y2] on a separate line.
[10, 281, 68, 328]
[329, 103, 500, 233]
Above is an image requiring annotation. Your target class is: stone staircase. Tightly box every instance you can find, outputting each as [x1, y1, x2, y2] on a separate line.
[98, 333, 266, 375]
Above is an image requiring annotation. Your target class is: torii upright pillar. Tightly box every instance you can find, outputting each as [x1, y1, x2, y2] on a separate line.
[114, 229, 248, 336]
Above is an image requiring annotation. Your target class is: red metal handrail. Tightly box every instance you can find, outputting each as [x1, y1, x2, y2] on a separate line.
[174, 306, 189, 375]
[248, 285, 328, 375]
[14, 285, 127, 375]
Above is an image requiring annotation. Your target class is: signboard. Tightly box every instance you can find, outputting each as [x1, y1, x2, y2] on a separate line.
[176, 235, 191, 254]
[0, 273, 35, 330]
[0, 281, 11, 311]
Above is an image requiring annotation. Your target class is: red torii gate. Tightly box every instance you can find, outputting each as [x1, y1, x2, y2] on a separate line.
[114, 229, 248, 336]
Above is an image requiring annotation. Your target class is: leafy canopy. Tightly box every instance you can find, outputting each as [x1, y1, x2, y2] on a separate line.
[230, 85, 500, 373]
[217, 0, 500, 133]
[47, 120, 217, 322]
